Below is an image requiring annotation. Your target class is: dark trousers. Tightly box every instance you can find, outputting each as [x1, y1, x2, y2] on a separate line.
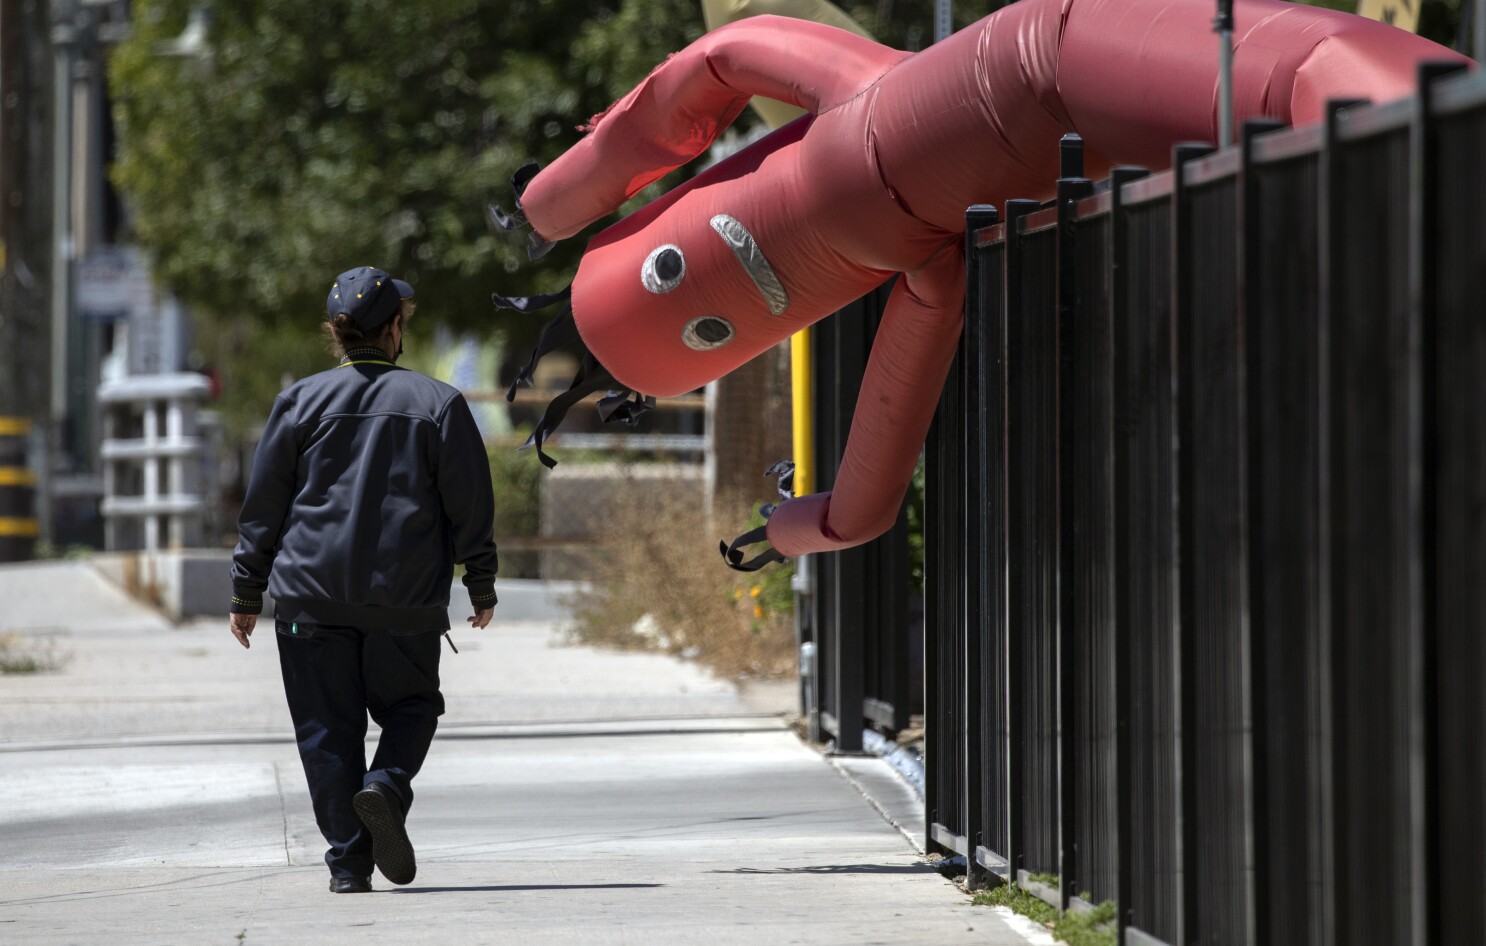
[274, 620, 445, 879]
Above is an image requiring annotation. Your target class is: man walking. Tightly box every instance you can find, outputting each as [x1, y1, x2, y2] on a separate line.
[228, 266, 499, 893]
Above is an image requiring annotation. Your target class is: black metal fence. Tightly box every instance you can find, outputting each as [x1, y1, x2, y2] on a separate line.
[925, 64, 1486, 946]
[801, 282, 915, 753]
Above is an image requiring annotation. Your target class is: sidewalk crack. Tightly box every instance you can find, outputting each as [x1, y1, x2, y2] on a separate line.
[272, 761, 291, 866]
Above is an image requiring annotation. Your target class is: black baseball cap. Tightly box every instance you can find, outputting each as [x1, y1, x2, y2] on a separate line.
[326, 266, 414, 332]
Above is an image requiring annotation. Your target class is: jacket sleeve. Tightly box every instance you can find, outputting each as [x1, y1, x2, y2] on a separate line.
[436, 393, 500, 608]
[230, 395, 300, 614]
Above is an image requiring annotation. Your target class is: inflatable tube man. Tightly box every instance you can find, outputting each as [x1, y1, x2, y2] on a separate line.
[492, 0, 1468, 569]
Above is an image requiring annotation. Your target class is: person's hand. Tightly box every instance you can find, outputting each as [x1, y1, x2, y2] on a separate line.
[467, 607, 494, 630]
[230, 613, 257, 649]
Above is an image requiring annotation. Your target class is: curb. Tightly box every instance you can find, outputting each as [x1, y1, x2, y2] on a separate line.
[862, 729, 925, 798]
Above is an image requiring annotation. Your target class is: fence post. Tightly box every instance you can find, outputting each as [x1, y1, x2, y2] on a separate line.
[1419, 62, 1486, 946]
[810, 312, 840, 747]
[1170, 139, 1215, 945]
[1060, 133, 1084, 179]
[925, 361, 943, 850]
[1108, 163, 1151, 945]
[1310, 97, 1365, 946]
[1411, 59, 1470, 946]
[1001, 196, 1043, 885]
[1055, 169, 1094, 911]
[830, 567, 867, 753]
[1235, 116, 1285, 946]
[963, 202, 999, 890]
[1321, 88, 1430, 945]
[830, 300, 871, 755]
[927, 284, 971, 856]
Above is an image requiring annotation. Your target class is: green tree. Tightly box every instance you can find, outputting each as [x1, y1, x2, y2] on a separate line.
[113, 0, 1469, 329]
[110, 0, 702, 430]
[113, 0, 1469, 434]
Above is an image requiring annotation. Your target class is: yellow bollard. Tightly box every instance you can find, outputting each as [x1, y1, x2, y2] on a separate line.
[700, 0, 873, 499]
[790, 328, 813, 496]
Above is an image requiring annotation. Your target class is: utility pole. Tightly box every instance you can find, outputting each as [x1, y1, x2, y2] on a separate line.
[934, 0, 951, 43]
[1477, 0, 1484, 68]
[1215, 0, 1235, 149]
[0, 0, 56, 543]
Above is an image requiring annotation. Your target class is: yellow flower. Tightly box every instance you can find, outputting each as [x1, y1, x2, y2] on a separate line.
[749, 586, 762, 598]
[753, 604, 764, 619]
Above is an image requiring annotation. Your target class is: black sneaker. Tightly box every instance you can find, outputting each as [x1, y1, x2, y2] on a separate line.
[329, 876, 372, 894]
[353, 783, 417, 886]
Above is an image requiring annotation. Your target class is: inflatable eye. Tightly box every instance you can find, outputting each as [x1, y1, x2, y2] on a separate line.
[642, 245, 685, 293]
[682, 316, 734, 351]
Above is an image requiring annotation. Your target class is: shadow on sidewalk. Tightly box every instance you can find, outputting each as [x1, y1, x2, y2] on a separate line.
[713, 865, 933, 875]
[391, 883, 663, 894]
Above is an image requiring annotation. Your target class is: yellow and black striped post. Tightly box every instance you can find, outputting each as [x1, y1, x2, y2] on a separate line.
[0, 417, 37, 561]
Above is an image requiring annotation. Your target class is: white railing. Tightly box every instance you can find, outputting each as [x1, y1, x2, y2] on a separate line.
[98, 373, 211, 551]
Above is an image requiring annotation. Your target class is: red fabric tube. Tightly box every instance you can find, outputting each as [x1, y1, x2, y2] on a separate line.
[514, 0, 1470, 555]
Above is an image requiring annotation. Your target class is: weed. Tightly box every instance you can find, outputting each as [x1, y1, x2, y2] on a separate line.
[973, 881, 1057, 927]
[561, 475, 796, 680]
[0, 633, 69, 674]
[31, 541, 93, 561]
[1055, 899, 1118, 946]
[972, 879, 1117, 946]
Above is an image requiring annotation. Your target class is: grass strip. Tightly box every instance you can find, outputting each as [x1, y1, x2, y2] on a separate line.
[971, 882, 1117, 946]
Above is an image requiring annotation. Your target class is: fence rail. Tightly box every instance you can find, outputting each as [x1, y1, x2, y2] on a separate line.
[925, 64, 1486, 946]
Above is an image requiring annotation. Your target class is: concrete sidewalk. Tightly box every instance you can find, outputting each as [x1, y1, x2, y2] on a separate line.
[0, 562, 1028, 945]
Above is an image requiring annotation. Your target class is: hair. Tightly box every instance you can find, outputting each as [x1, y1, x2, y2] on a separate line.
[322, 298, 413, 358]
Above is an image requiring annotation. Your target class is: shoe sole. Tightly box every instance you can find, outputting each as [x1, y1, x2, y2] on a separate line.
[353, 788, 417, 886]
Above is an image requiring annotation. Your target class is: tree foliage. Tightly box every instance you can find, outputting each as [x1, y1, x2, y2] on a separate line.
[110, 0, 702, 430]
[111, 0, 704, 328]
[108, 0, 981, 339]
[114, 0, 1468, 331]
[111, 0, 1469, 433]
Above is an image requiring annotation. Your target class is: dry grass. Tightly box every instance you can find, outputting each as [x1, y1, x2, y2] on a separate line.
[561, 481, 797, 680]
[0, 632, 70, 675]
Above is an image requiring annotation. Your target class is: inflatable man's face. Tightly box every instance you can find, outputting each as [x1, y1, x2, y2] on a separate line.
[567, 119, 884, 398]
[573, 199, 794, 398]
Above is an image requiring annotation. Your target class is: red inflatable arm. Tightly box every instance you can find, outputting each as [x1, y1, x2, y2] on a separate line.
[521, 18, 906, 241]
[506, 0, 1470, 561]
[764, 246, 966, 555]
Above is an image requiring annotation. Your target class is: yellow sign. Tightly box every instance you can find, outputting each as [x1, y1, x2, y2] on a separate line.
[1356, 0, 1420, 33]
[0, 467, 36, 487]
[0, 518, 39, 538]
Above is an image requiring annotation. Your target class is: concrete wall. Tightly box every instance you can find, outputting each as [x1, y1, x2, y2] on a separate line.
[91, 551, 581, 624]
[92, 549, 244, 622]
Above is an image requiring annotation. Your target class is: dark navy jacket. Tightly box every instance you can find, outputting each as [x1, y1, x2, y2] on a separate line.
[230, 346, 499, 631]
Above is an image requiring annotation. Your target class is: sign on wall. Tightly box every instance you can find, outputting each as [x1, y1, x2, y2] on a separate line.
[77, 245, 155, 323]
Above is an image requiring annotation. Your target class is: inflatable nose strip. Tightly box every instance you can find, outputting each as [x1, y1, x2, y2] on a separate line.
[709, 214, 789, 316]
